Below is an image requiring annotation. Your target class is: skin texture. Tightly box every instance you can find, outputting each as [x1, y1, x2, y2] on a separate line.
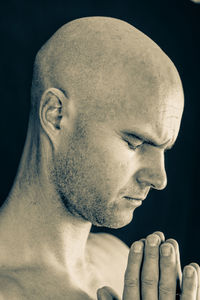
[0, 17, 194, 299]
[33, 17, 184, 228]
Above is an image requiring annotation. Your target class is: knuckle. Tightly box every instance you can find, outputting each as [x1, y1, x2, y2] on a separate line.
[159, 284, 175, 295]
[145, 248, 158, 259]
[141, 277, 157, 287]
[124, 278, 139, 288]
[160, 259, 174, 268]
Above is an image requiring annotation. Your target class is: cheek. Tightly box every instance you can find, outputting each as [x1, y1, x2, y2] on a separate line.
[85, 137, 136, 193]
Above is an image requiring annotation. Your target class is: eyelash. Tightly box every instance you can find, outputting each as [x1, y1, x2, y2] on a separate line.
[125, 140, 143, 151]
[124, 136, 170, 153]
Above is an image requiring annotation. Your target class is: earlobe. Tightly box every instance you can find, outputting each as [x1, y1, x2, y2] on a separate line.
[39, 88, 67, 137]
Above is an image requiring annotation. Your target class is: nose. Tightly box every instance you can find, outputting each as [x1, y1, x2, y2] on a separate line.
[136, 149, 167, 190]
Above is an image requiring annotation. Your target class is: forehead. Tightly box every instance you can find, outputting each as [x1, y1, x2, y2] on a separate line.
[121, 101, 183, 145]
[123, 81, 182, 138]
[118, 96, 183, 152]
[85, 65, 184, 146]
[75, 44, 184, 145]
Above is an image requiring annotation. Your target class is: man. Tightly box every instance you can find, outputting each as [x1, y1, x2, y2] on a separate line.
[0, 16, 198, 299]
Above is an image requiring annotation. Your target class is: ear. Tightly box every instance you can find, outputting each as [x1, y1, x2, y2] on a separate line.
[39, 88, 68, 144]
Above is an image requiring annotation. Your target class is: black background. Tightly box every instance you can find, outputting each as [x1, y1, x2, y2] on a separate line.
[0, 0, 199, 269]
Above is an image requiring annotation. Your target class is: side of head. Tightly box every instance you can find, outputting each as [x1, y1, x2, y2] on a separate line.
[29, 17, 184, 228]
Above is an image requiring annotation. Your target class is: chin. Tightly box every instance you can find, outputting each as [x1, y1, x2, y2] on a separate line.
[93, 209, 135, 229]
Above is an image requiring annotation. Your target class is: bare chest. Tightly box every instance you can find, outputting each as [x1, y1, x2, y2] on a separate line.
[0, 257, 124, 300]
[0, 234, 128, 299]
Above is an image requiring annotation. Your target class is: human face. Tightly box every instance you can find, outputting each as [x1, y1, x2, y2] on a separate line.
[51, 68, 184, 229]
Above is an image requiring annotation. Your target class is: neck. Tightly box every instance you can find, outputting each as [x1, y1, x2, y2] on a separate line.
[0, 126, 92, 274]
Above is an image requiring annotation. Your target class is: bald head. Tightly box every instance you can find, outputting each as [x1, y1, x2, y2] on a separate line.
[31, 16, 183, 121]
[28, 17, 185, 228]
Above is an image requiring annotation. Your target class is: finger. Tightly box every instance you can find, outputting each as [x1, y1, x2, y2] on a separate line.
[159, 242, 177, 300]
[97, 288, 113, 300]
[123, 240, 144, 300]
[189, 263, 200, 300]
[180, 265, 198, 300]
[97, 289, 113, 300]
[166, 239, 182, 286]
[97, 286, 120, 300]
[140, 231, 165, 244]
[153, 231, 165, 243]
[141, 233, 161, 300]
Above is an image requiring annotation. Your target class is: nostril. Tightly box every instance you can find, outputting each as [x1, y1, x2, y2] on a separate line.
[136, 169, 167, 191]
[150, 183, 156, 189]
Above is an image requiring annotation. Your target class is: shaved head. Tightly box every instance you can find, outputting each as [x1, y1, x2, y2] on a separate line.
[31, 17, 183, 119]
[30, 17, 184, 228]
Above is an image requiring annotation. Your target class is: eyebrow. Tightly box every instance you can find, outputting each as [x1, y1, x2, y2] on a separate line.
[122, 131, 175, 151]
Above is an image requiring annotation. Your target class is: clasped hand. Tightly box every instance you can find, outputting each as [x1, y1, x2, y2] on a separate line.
[97, 232, 200, 300]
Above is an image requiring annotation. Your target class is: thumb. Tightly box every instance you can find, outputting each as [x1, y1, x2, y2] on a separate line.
[97, 287, 113, 300]
[97, 286, 120, 300]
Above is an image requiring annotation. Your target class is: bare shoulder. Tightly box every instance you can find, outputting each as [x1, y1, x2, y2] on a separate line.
[0, 273, 25, 300]
[89, 232, 129, 257]
[88, 232, 129, 296]
[88, 232, 129, 295]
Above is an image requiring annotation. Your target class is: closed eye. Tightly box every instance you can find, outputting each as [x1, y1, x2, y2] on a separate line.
[124, 139, 143, 151]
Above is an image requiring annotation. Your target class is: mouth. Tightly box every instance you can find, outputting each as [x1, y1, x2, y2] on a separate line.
[123, 196, 144, 207]
[124, 196, 146, 201]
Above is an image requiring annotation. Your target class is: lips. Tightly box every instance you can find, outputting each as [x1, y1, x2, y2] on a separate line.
[124, 196, 145, 201]
[123, 196, 143, 207]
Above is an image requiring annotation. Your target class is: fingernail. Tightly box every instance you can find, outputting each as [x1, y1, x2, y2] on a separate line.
[184, 266, 194, 277]
[147, 234, 160, 246]
[160, 244, 171, 256]
[132, 241, 143, 253]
